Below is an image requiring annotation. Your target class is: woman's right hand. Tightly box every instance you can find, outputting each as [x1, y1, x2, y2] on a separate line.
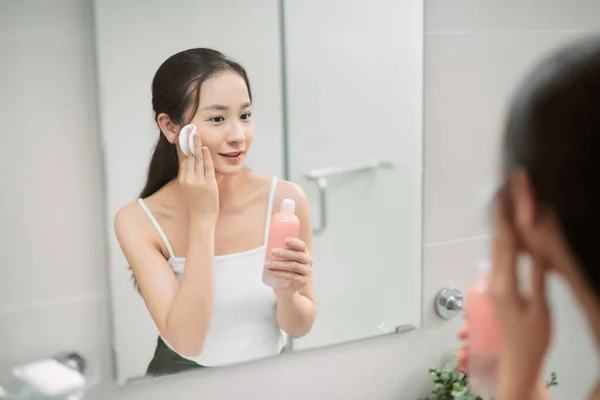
[178, 132, 219, 222]
[488, 192, 551, 400]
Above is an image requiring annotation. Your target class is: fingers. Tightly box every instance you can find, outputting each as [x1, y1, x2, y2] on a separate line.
[178, 131, 214, 182]
[490, 190, 521, 308]
[186, 152, 195, 179]
[268, 269, 307, 285]
[193, 134, 204, 178]
[457, 327, 468, 341]
[179, 153, 188, 181]
[266, 260, 311, 276]
[203, 146, 215, 179]
[271, 247, 311, 265]
[284, 238, 307, 252]
[193, 129, 202, 157]
[531, 258, 549, 310]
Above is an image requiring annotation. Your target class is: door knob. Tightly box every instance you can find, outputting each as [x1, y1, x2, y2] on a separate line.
[435, 287, 464, 320]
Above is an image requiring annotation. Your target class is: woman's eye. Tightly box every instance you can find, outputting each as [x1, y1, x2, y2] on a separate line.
[241, 112, 252, 120]
[209, 116, 225, 123]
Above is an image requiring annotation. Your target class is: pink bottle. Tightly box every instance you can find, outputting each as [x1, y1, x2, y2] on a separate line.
[262, 199, 300, 288]
[466, 261, 502, 397]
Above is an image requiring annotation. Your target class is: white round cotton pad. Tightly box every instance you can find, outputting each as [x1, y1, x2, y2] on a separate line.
[178, 124, 197, 156]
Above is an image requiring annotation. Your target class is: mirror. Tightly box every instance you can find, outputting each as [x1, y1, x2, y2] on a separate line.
[94, 0, 423, 385]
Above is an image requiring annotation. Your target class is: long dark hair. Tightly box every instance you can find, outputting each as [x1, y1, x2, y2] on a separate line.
[140, 48, 252, 199]
[502, 35, 600, 294]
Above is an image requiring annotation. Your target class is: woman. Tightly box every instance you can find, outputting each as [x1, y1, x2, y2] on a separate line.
[114, 48, 316, 376]
[458, 36, 600, 399]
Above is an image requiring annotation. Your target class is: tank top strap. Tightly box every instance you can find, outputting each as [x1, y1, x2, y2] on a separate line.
[137, 199, 176, 259]
[263, 177, 278, 245]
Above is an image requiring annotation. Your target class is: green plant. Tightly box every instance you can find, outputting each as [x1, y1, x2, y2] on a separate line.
[419, 368, 558, 400]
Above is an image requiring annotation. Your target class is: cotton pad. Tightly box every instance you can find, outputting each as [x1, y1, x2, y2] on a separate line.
[178, 124, 197, 156]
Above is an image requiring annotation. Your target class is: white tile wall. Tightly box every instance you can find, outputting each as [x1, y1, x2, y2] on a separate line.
[0, 0, 109, 373]
[426, 0, 600, 32]
[423, 30, 591, 245]
[1, 0, 598, 399]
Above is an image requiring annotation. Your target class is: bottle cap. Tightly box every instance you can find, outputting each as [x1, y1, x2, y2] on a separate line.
[281, 198, 296, 213]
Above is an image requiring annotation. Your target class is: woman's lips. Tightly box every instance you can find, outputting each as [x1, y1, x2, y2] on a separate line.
[219, 151, 244, 163]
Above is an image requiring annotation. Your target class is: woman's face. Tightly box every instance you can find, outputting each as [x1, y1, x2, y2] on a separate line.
[186, 70, 254, 175]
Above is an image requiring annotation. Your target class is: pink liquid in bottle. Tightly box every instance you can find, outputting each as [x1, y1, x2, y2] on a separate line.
[466, 261, 502, 397]
[263, 199, 300, 288]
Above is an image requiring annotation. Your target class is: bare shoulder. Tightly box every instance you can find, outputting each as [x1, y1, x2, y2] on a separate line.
[114, 201, 153, 246]
[246, 173, 309, 211]
[244, 173, 307, 201]
[275, 179, 309, 207]
[115, 202, 141, 233]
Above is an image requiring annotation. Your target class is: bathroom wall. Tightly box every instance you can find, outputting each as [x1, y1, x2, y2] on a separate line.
[0, 0, 598, 399]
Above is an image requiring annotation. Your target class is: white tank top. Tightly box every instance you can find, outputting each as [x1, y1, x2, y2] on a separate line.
[136, 177, 286, 367]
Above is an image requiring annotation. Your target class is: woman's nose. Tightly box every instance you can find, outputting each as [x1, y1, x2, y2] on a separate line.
[227, 123, 246, 142]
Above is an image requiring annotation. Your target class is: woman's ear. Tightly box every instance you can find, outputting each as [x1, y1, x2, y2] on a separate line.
[157, 113, 179, 143]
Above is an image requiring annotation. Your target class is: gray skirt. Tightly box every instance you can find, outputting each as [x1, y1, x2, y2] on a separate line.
[146, 337, 205, 377]
[146, 336, 289, 377]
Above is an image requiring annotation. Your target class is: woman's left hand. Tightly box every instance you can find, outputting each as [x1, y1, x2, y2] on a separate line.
[266, 238, 313, 295]
[489, 191, 552, 400]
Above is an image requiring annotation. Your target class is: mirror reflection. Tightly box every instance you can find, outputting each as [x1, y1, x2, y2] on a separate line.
[94, 0, 423, 384]
[115, 49, 315, 377]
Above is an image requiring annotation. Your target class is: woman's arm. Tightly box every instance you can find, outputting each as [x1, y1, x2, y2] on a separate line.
[115, 204, 215, 356]
[274, 183, 316, 338]
[276, 282, 316, 338]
